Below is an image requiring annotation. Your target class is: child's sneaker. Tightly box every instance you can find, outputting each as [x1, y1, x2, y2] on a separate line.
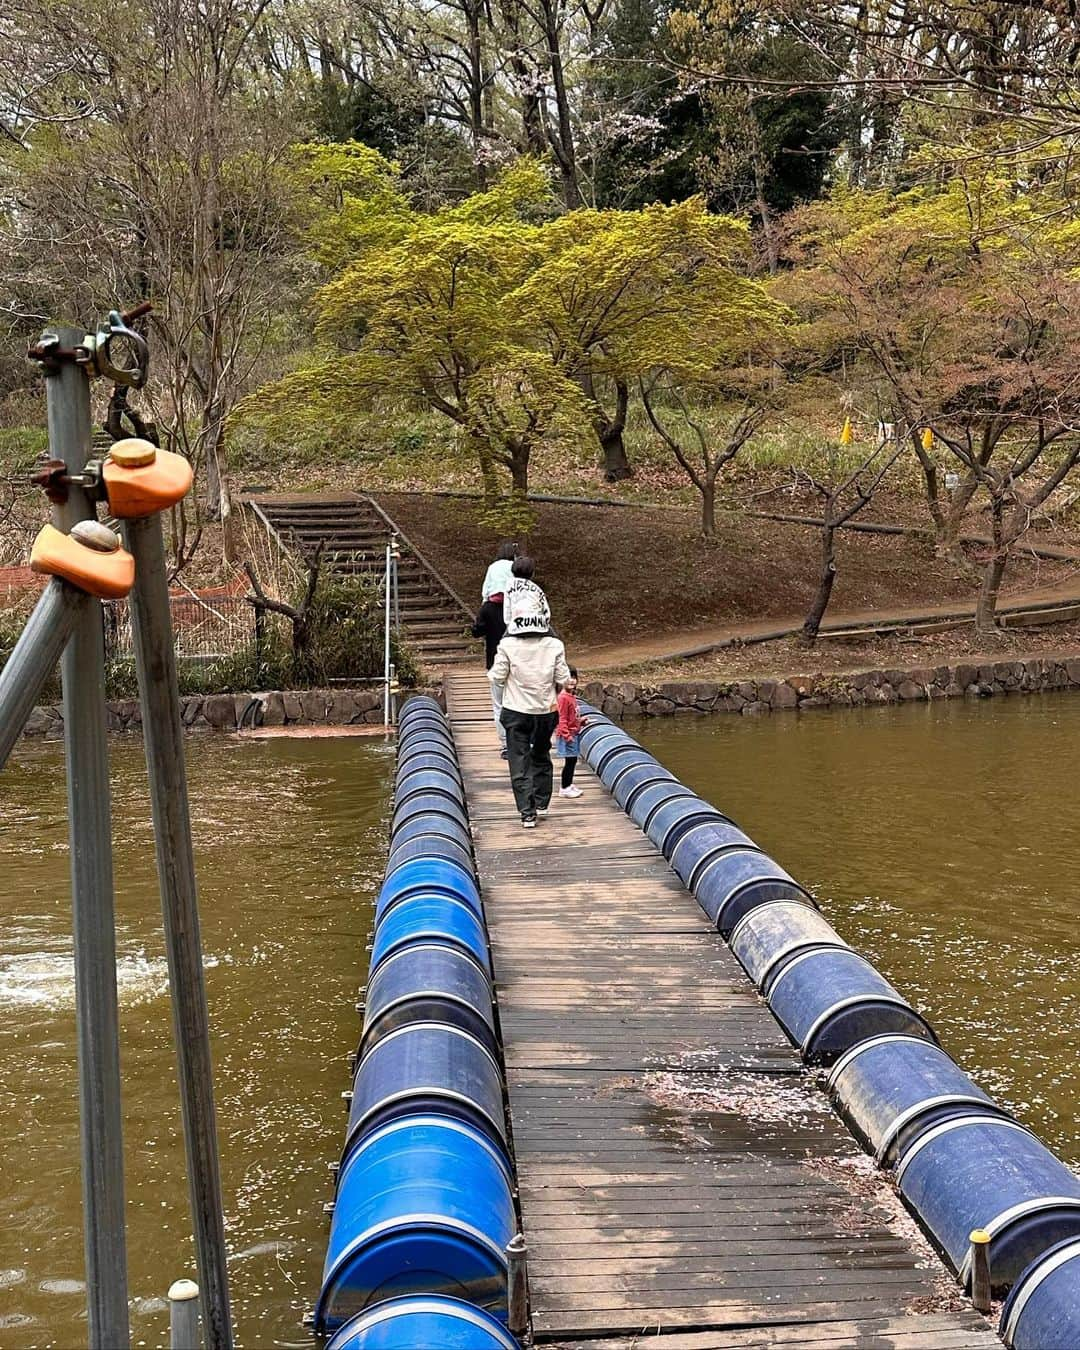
[521, 815, 537, 829]
[536, 806, 550, 817]
[559, 786, 583, 798]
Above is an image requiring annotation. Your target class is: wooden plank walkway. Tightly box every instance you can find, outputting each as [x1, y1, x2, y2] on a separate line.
[444, 670, 1001, 1348]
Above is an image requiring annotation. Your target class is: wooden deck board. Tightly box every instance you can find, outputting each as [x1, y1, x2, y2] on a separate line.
[444, 671, 1000, 1349]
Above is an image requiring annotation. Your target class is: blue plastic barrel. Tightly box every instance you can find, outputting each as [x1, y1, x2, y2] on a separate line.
[397, 725, 454, 751]
[669, 820, 758, 890]
[1001, 1237, 1080, 1349]
[362, 943, 497, 1054]
[612, 762, 675, 811]
[393, 770, 465, 811]
[578, 721, 619, 752]
[580, 729, 633, 768]
[399, 696, 444, 721]
[325, 1297, 519, 1350]
[391, 791, 469, 836]
[385, 835, 475, 884]
[766, 947, 935, 1066]
[396, 749, 462, 785]
[646, 796, 729, 859]
[377, 858, 480, 919]
[730, 899, 849, 995]
[826, 1033, 1008, 1166]
[371, 893, 491, 974]
[694, 848, 814, 936]
[345, 1023, 506, 1159]
[627, 781, 697, 832]
[390, 813, 472, 856]
[897, 1115, 1080, 1292]
[315, 1115, 514, 1332]
[591, 744, 647, 786]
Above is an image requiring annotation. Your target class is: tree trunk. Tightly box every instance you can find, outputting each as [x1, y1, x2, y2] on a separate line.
[598, 379, 632, 482]
[701, 478, 716, 540]
[509, 439, 530, 495]
[540, 0, 581, 207]
[974, 497, 1008, 636]
[800, 520, 837, 644]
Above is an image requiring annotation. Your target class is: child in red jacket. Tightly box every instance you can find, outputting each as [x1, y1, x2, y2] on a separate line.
[555, 668, 585, 798]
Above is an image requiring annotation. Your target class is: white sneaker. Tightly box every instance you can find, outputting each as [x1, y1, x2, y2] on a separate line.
[536, 807, 550, 817]
[521, 816, 537, 829]
[559, 786, 583, 798]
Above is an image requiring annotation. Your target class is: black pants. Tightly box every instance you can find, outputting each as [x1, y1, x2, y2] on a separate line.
[500, 708, 558, 819]
[561, 756, 577, 788]
[472, 600, 507, 669]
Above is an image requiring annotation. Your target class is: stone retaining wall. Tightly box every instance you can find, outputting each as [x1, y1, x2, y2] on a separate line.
[581, 655, 1080, 721]
[20, 687, 441, 740]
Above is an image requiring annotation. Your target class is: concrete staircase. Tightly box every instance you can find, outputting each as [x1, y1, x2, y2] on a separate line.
[247, 493, 478, 670]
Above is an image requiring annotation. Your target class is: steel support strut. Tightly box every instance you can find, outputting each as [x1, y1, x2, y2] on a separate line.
[124, 512, 234, 1350]
[46, 324, 130, 1349]
[0, 579, 88, 769]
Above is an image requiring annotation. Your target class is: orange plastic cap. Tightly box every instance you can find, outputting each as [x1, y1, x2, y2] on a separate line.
[30, 524, 135, 599]
[103, 442, 193, 518]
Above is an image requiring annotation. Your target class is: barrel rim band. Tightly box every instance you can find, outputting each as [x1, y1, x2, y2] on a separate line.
[690, 846, 773, 899]
[369, 941, 494, 981]
[799, 993, 924, 1056]
[873, 1094, 1002, 1164]
[340, 1112, 512, 1170]
[759, 939, 851, 997]
[827, 1033, 941, 1090]
[957, 1197, 1080, 1284]
[335, 1297, 517, 1347]
[636, 785, 698, 830]
[896, 1114, 1034, 1182]
[374, 932, 490, 973]
[364, 989, 493, 1036]
[1001, 1235, 1080, 1341]
[344, 1086, 505, 1149]
[766, 944, 879, 1000]
[607, 756, 663, 790]
[356, 1019, 502, 1071]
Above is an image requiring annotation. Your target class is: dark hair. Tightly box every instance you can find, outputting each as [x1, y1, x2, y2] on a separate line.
[568, 666, 578, 678]
[495, 540, 518, 562]
[511, 555, 535, 579]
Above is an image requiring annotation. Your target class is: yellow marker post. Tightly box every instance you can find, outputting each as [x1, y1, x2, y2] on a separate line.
[921, 427, 935, 452]
[839, 417, 854, 446]
[969, 1228, 991, 1312]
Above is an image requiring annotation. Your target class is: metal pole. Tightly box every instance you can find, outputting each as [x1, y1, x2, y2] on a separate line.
[506, 1233, 528, 1336]
[383, 541, 391, 728]
[0, 579, 88, 769]
[391, 535, 400, 633]
[123, 514, 233, 1350]
[168, 1279, 201, 1350]
[46, 324, 130, 1349]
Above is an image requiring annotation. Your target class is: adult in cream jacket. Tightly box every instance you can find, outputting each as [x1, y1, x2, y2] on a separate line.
[489, 583, 571, 826]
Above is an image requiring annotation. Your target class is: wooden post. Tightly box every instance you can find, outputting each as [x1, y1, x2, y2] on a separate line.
[969, 1228, 991, 1312]
[507, 1232, 529, 1336]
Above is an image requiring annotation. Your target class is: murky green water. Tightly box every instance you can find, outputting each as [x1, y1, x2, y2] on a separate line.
[636, 693, 1080, 1164]
[0, 735, 393, 1349]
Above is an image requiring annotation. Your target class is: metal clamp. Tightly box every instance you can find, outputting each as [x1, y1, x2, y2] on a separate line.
[29, 302, 151, 389]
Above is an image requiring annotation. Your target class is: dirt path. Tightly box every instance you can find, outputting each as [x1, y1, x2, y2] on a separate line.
[578, 575, 1080, 670]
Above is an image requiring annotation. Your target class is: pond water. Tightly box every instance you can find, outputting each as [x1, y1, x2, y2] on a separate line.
[0, 735, 393, 1349]
[635, 692, 1080, 1165]
[4, 694, 1080, 1345]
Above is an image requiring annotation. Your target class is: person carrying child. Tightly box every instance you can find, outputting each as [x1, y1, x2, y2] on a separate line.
[555, 668, 586, 798]
[472, 540, 518, 756]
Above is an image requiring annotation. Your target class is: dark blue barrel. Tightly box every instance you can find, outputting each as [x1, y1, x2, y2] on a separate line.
[766, 947, 935, 1066]
[392, 789, 468, 829]
[315, 1115, 514, 1332]
[646, 796, 729, 859]
[326, 1297, 519, 1350]
[398, 708, 450, 732]
[390, 813, 472, 856]
[377, 858, 480, 919]
[399, 694, 443, 718]
[396, 749, 462, 785]
[393, 770, 465, 811]
[669, 820, 757, 890]
[730, 899, 849, 995]
[397, 726, 454, 753]
[826, 1033, 1007, 1166]
[605, 751, 660, 791]
[581, 729, 633, 768]
[371, 893, 490, 974]
[344, 1023, 506, 1160]
[361, 943, 496, 1054]
[1002, 1238, 1080, 1349]
[627, 781, 697, 831]
[612, 762, 675, 811]
[385, 835, 475, 884]
[897, 1115, 1080, 1292]
[694, 848, 814, 936]
[578, 720, 618, 753]
[594, 744, 649, 787]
